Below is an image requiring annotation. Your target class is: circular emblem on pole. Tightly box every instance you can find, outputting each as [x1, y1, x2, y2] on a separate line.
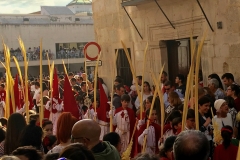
[84, 42, 101, 61]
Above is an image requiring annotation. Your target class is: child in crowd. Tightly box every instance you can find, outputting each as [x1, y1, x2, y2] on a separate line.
[42, 120, 53, 137]
[185, 109, 195, 130]
[112, 94, 136, 154]
[162, 117, 182, 144]
[159, 136, 176, 160]
[138, 108, 161, 155]
[42, 135, 57, 154]
[214, 125, 238, 160]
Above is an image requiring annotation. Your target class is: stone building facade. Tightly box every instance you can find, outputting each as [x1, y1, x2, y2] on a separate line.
[92, 0, 240, 88]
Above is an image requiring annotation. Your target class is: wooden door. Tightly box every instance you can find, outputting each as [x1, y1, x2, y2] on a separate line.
[167, 40, 190, 84]
[116, 48, 133, 87]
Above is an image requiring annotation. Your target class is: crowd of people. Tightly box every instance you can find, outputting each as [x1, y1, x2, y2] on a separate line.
[0, 46, 84, 62]
[0, 70, 238, 160]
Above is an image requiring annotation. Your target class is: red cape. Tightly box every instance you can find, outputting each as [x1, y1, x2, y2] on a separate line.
[135, 122, 161, 155]
[114, 107, 136, 157]
[114, 107, 136, 141]
[97, 80, 110, 122]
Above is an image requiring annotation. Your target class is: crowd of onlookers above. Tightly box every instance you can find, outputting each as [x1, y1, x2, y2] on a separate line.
[0, 46, 85, 62]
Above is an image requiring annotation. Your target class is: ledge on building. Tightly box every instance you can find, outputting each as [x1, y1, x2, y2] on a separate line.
[121, 0, 153, 6]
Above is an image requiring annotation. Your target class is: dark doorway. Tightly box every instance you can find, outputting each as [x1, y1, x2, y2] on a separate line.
[166, 39, 191, 85]
[115, 48, 133, 87]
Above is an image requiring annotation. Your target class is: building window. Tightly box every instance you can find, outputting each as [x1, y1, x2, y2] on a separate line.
[115, 48, 133, 87]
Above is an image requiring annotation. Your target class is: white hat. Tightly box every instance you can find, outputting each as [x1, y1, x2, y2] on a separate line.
[214, 99, 226, 112]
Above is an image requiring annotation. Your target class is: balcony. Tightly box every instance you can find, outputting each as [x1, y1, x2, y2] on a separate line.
[121, 0, 153, 6]
[0, 49, 85, 67]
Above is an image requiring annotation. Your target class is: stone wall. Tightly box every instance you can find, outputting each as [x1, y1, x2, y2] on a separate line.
[93, 0, 240, 88]
[0, 24, 94, 56]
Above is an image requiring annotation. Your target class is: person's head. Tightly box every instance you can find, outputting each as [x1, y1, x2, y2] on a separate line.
[136, 76, 142, 86]
[34, 81, 40, 89]
[71, 78, 77, 86]
[175, 74, 185, 85]
[71, 119, 101, 149]
[12, 146, 42, 160]
[214, 99, 229, 116]
[0, 117, 7, 128]
[68, 72, 74, 79]
[143, 81, 151, 92]
[115, 84, 125, 96]
[4, 113, 27, 155]
[59, 143, 95, 160]
[159, 136, 176, 159]
[42, 120, 53, 136]
[226, 84, 240, 97]
[91, 97, 99, 108]
[198, 96, 211, 114]
[168, 92, 182, 107]
[208, 78, 219, 91]
[81, 82, 86, 91]
[0, 83, 5, 91]
[73, 85, 81, 93]
[145, 108, 157, 123]
[186, 109, 195, 130]
[103, 132, 122, 153]
[114, 77, 122, 86]
[224, 96, 235, 109]
[208, 73, 224, 89]
[19, 120, 43, 150]
[221, 73, 234, 87]
[42, 82, 48, 91]
[164, 81, 173, 94]
[161, 71, 168, 83]
[42, 135, 57, 154]
[144, 96, 153, 110]
[0, 156, 20, 160]
[121, 94, 130, 109]
[221, 125, 233, 149]
[167, 111, 182, 124]
[173, 130, 210, 160]
[57, 112, 78, 144]
[172, 117, 182, 130]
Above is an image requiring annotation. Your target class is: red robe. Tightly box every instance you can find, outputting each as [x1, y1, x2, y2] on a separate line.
[114, 107, 136, 141]
[213, 144, 238, 160]
[137, 122, 161, 154]
[114, 106, 136, 157]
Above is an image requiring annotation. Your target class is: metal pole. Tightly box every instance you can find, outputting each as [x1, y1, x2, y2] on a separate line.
[122, 6, 143, 39]
[196, 0, 214, 32]
[154, 0, 175, 29]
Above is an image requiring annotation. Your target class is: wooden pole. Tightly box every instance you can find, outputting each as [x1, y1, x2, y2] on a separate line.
[94, 52, 102, 120]
[121, 41, 141, 108]
[13, 56, 25, 101]
[140, 43, 148, 120]
[84, 52, 89, 97]
[150, 65, 165, 136]
[110, 49, 118, 132]
[39, 39, 44, 127]
[18, 37, 29, 123]
[194, 34, 206, 130]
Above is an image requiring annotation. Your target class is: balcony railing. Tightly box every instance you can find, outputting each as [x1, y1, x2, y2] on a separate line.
[0, 50, 84, 62]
